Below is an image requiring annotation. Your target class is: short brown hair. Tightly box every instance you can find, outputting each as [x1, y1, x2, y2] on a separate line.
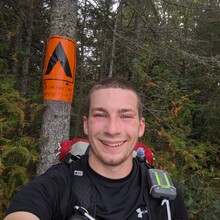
[86, 77, 143, 119]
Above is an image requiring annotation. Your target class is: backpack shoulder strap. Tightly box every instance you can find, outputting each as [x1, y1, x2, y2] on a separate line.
[139, 161, 176, 220]
[64, 152, 81, 167]
[64, 154, 96, 218]
[137, 162, 157, 220]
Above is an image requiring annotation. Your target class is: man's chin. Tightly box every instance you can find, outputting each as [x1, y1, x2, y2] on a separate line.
[101, 155, 129, 166]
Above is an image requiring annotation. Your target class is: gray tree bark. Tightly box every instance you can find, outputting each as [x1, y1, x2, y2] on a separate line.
[37, 0, 77, 175]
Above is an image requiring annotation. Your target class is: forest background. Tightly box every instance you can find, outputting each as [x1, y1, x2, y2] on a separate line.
[0, 0, 220, 219]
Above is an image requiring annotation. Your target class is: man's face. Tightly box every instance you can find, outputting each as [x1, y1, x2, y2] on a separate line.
[83, 88, 145, 169]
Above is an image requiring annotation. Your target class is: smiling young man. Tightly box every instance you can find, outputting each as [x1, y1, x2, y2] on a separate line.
[84, 86, 145, 179]
[4, 77, 188, 220]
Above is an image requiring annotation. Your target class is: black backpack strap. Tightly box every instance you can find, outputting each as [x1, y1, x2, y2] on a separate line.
[64, 153, 81, 167]
[137, 163, 157, 220]
[140, 162, 175, 220]
[85, 145, 90, 155]
[64, 155, 96, 219]
[64, 144, 91, 167]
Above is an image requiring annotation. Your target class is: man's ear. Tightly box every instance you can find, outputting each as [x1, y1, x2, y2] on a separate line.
[138, 117, 145, 138]
[83, 116, 88, 135]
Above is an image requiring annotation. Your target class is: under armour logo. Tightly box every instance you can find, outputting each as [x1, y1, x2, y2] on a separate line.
[74, 170, 83, 176]
[136, 207, 148, 218]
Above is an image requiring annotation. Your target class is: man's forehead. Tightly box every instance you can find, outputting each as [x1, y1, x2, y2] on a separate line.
[90, 89, 139, 114]
[91, 88, 138, 98]
[91, 88, 138, 101]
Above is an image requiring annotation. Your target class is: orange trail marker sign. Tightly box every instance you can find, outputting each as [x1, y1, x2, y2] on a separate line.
[43, 36, 76, 102]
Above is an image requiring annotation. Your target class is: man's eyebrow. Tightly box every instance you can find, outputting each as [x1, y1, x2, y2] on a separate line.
[90, 107, 137, 114]
[90, 107, 107, 112]
[119, 108, 136, 114]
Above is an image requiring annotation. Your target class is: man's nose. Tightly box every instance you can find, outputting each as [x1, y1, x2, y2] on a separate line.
[103, 117, 121, 135]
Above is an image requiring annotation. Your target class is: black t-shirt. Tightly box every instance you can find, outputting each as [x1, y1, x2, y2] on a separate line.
[6, 155, 188, 220]
[84, 157, 147, 219]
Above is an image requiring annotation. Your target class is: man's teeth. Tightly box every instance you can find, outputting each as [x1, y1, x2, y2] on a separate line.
[102, 141, 124, 147]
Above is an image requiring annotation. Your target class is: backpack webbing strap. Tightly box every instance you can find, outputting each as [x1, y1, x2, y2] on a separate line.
[67, 155, 96, 218]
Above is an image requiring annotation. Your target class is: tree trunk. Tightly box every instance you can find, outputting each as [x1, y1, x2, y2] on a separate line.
[129, 0, 143, 81]
[37, 0, 77, 175]
[108, 15, 117, 78]
[73, 0, 87, 137]
[108, 1, 123, 78]
[20, 0, 34, 97]
[12, 20, 22, 80]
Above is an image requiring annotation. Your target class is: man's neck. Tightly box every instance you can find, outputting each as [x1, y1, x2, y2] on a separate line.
[88, 155, 133, 179]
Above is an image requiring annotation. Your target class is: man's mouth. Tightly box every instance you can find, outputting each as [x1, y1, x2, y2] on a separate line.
[101, 140, 125, 147]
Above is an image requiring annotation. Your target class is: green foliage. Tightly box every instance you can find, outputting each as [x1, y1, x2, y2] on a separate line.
[0, 76, 25, 134]
[137, 54, 220, 219]
[0, 137, 38, 218]
[180, 175, 220, 220]
[0, 76, 40, 218]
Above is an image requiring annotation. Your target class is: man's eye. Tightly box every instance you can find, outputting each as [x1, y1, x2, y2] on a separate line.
[94, 114, 106, 118]
[121, 115, 132, 119]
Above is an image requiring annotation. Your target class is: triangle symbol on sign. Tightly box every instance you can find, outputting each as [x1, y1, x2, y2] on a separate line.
[44, 42, 72, 78]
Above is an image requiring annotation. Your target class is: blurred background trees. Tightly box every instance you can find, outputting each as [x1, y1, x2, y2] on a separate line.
[0, 0, 219, 219]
